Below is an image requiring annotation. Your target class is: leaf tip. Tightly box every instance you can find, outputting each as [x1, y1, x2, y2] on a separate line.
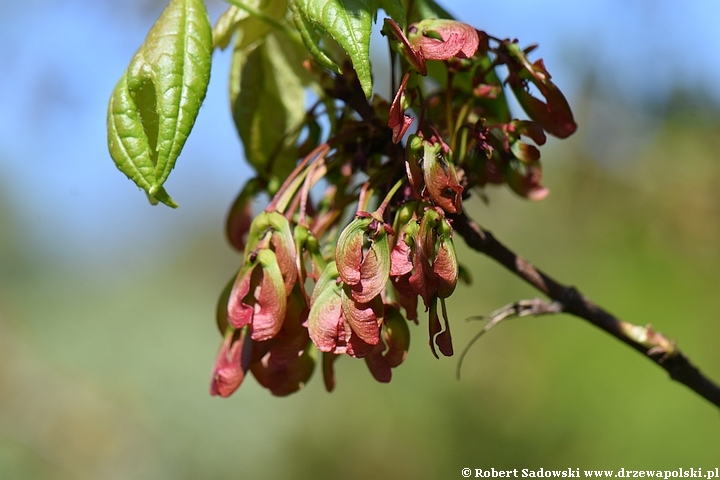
[149, 186, 178, 208]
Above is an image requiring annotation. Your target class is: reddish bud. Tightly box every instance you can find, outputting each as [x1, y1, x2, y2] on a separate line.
[244, 212, 298, 295]
[345, 331, 376, 358]
[407, 209, 458, 313]
[382, 306, 411, 368]
[210, 326, 252, 397]
[391, 274, 419, 322]
[341, 284, 384, 348]
[422, 140, 464, 214]
[335, 217, 391, 303]
[389, 73, 414, 144]
[407, 19, 479, 61]
[268, 216, 298, 295]
[226, 264, 255, 329]
[409, 209, 441, 308]
[390, 205, 416, 276]
[250, 341, 316, 396]
[363, 306, 411, 383]
[322, 352, 340, 392]
[262, 287, 309, 366]
[364, 341, 392, 383]
[504, 160, 549, 201]
[473, 83, 503, 99]
[308, 262, 347, 354]
[504, 43, 576, 138]
[510, 120, 547, 146]
[511, 141, 541, 163]
[433, 218, 458, 299]
[308, 263, 376, 359]
[428, 297, 453, 358]
[390, 210, 420, 321]
[382, 18, 427, 75]
[405, 135, 425, 200]
[390, 236, 413, 277]
[228, 249, 287, 341]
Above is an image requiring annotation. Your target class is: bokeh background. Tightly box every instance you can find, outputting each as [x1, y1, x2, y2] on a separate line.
[2, 0, 720, 478]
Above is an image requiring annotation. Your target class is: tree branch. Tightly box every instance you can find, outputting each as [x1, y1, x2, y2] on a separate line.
[450, 211, 720, 408]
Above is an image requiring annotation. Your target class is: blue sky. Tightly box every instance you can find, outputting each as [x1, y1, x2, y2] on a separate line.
[1, 0, 719, 270]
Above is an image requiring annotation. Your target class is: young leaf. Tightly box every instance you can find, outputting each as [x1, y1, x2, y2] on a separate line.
[296, 0, 377, 98]
[379, 0, 406, 30]
[403, 0, 452, 24]
[213, 5, 247, 50]
[234, 32, 306, 181]
[107, 0, 212, 207]
[214, 0, 289, 51]
[288, 0, 342, 73]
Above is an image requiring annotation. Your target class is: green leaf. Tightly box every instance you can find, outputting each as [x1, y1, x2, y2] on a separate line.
[233, 32, 306, 181]
[378, 0, 406, 30]
[296, 0, 377, 98]
[107, 0, 212, 207]
[213, 5, 247, 50]
[214, 0, 290, 50]
[403, 0, 452, 23]
[288, 0, 342, 73]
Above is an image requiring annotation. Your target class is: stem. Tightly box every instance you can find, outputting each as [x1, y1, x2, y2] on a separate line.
[375, 178, 405, 218]
[446, 69, 455, 149]
[298, 158, 327, 226]
[389, 41, 397, 99]
[310, 195, 357, 238]
[452, 102, 472, 150]
[450, 210, 720, 408]
[267, 144, 330, 213]
[306, 233, 327, 273]
[456, 124, 471, 163]
[356, 182, 374, 214]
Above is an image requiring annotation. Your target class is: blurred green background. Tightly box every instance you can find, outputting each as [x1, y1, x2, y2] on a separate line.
[1, 0, 720, 478]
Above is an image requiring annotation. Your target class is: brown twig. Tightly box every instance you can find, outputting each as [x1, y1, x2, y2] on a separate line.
[450, 211, 720, 408]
